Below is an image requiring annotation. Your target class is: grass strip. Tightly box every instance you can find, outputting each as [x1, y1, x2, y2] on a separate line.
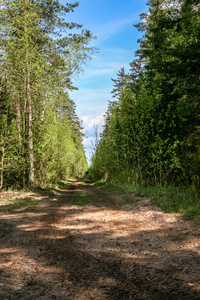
[0, 198, 39, 212]
[94, 180, 200, 221]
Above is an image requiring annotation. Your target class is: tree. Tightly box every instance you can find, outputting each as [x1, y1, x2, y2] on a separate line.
[91, 0, 200, 190]
[111, 67, 131, 99]
[0, 0, 93, 188]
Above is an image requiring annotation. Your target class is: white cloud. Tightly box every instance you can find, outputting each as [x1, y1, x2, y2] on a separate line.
[81, 61, 131, 79]
[82, 113, 105, 130]
[70, 87, 110, 117]
[93, 12, 140, 43]
[88, 114, 104, 128]
[84, 67, 116, 77]
[81, 115, 89, 124]
[80, 113, 105, 143]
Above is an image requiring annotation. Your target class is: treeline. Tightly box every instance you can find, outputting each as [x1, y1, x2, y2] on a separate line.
[91, 0, 200, 191]
[0, 1, 93, 189]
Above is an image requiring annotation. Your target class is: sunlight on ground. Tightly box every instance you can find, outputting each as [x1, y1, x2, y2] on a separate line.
[0, 248, 17, 254]
[1, 182, 200, 299]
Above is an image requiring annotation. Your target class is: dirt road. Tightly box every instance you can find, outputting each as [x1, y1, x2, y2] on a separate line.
[0, 180, 200, 299]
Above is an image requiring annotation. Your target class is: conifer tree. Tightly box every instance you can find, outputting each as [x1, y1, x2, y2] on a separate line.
[111, 67, 131, 99]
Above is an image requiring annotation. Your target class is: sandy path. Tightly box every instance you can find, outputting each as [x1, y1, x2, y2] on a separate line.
[0, 181, 200, 299]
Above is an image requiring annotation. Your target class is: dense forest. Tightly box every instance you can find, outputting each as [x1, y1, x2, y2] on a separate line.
[0, 0, 95, 189]
[90, 0, 200, 191]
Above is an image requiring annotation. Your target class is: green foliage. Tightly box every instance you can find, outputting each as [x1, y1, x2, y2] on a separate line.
[0, 0, 91, 188]
[90, 0, 200, 193]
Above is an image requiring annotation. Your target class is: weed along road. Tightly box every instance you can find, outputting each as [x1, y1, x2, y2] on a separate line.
[0, 180, 200, 299]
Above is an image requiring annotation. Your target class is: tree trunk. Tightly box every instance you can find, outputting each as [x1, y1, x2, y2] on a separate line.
[26, 56, 34, 185]
[28, 99, 34, 184]
[15, 95, 21, 145]
[0, 140, 6, 191]
[24, 7, 34, 185]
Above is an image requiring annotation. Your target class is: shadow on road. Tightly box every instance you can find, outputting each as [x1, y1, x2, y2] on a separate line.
[0, 180, 200, 299]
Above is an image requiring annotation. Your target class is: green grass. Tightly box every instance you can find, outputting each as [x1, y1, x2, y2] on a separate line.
[77, 177, 86, 183]
[93, 180, 125, 195]
[39, 187, 55, 197]
[77, 184, 87, 188]
[73, 192, 99, 206]
[93, 180, 108, 188]
[12, 198, 38, 206]
[1, 198, 39, 212]
[120, 196, 134, 205]
[122, 185, 200, 221]
[94, 180, 200, 222]
[64, 178, 77, 182]
[57, 181, 68, 189]
[102, 185, 125, 195]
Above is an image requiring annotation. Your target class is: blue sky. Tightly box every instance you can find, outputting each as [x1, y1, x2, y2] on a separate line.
[61, 0, 148, 164]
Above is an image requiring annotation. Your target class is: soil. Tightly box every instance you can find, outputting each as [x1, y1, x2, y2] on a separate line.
[0, 180, 200, 300]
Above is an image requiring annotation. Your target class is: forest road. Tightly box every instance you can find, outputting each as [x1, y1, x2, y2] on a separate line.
[0, 180, 200, 300]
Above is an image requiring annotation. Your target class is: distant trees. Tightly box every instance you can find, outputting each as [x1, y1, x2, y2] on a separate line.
[0, 0, 94, 188]
[90, 0, 200, 190]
